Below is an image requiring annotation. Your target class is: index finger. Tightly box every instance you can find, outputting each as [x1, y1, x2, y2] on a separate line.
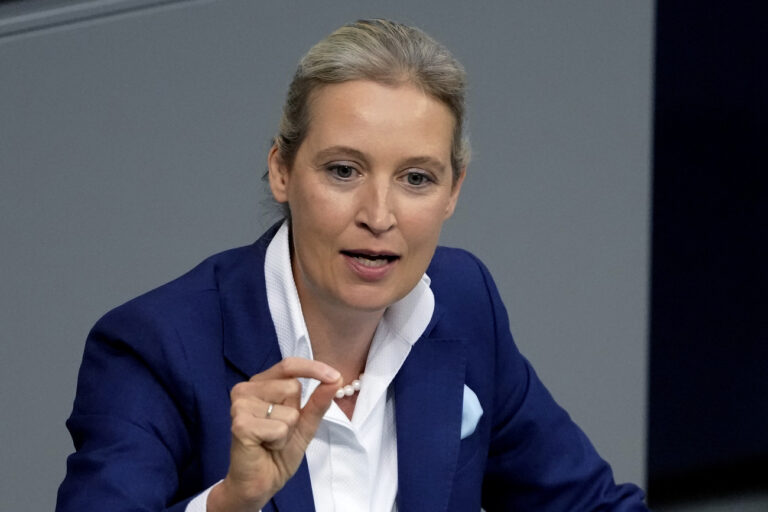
[250, 357, 341, 384]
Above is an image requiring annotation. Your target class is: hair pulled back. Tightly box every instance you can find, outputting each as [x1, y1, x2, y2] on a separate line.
[275, 19, 470, 181]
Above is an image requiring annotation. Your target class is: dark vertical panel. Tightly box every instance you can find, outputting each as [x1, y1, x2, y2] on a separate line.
[649, 1, 768, 504]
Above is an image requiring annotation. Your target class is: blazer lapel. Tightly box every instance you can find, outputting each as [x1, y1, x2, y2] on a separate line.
[394, 325, 466, 512]
[217, 225, 316, 512]
[219, 225, 283, 380]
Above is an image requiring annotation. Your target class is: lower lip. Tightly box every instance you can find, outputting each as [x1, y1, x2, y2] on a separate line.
[342, 254, 398, 282]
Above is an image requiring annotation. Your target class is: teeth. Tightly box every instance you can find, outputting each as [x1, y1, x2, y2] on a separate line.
[353, 256, 389, 268]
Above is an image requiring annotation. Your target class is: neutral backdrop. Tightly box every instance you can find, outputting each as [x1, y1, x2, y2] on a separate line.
[0, 1, 654, 510]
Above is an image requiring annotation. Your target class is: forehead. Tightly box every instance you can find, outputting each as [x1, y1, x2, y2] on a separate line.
[301, 80, 454, 163]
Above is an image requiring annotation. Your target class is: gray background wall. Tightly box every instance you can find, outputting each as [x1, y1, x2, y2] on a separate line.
[0, 1, 653, 510]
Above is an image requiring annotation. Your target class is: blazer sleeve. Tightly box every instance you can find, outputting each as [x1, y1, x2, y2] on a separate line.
[472, 257, 649, 511]
[56, 302, 200, 512]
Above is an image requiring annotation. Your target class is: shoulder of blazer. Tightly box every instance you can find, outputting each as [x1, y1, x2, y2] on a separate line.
[426, 245, 501, 334]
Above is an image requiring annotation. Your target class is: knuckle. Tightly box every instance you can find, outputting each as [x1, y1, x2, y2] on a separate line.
[281, 357, 297, 373]
[287, 379, 301, 396]
[230, 382, 251, 399]
[249, 370, 267, 382]
[230, 416, 250, 437]
[230, 398, 249, 418]
[274, 421, 289, 438]
[284, 408, 300, 426]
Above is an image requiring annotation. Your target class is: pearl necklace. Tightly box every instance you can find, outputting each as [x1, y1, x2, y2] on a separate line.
[335, 374, 363, 399]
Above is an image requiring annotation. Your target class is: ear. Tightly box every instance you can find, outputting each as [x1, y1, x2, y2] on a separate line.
[267, 144, 290, 203]
[443, 167, 466, 219]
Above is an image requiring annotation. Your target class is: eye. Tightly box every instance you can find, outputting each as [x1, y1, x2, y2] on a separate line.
[404, 171, 433, 187]
[327, 164, 357, 180]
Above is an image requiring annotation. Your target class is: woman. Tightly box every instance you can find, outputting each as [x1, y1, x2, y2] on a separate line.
[57, 19, 648, 511]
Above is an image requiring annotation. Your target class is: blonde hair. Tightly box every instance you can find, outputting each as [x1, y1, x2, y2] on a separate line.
[275, 19, 470, 181]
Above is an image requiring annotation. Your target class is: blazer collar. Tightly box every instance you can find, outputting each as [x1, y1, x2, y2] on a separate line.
[219, 222, 283, 379]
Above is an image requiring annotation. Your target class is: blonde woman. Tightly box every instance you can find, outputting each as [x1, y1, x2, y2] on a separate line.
[57, 19, 648, 512]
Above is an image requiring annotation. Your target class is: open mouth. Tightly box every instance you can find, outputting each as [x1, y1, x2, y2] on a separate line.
[341, 250, 399, 268]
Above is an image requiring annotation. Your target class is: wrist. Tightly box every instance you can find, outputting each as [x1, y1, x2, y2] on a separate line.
[207, 478, 268, 512]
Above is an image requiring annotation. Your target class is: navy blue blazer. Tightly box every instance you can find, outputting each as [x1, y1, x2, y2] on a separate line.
[57, 224, 647, 511]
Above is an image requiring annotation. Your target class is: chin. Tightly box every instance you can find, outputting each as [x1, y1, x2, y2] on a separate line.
[343, 296, 393, 313]
[337, 288, 401, 314]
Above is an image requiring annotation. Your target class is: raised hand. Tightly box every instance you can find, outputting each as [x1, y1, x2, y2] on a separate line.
[207, 357, 342, 512]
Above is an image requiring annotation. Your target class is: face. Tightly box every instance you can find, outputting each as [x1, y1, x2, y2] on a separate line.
[269, 80, 464, 316]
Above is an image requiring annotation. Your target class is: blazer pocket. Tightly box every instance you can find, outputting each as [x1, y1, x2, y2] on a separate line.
[455, 433, 485, 473]
[453, 385, 485, 472]
[461, 384, 483, 439]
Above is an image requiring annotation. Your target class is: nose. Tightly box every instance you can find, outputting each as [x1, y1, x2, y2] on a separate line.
[355, 178, 396, 235]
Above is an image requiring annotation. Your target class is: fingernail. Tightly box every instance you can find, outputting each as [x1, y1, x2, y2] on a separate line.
[325, 368, 341, 381]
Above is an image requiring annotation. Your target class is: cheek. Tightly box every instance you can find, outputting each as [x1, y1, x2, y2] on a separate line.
[401, 202, 449, 254]
[290, 186, 351, 258]
[290, 183, 335, 226]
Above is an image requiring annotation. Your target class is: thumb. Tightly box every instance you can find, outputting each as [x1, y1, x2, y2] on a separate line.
[296, 378, 341, 442]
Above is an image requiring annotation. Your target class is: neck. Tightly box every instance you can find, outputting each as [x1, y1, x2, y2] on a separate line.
[303, 304, 378, 421]
[300, 296, 382, 382]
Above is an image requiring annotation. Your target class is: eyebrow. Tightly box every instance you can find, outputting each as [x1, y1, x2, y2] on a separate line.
[315, 146, 370, 166]
[400, 155, 448, 174]
[314, 145, 448, 174]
